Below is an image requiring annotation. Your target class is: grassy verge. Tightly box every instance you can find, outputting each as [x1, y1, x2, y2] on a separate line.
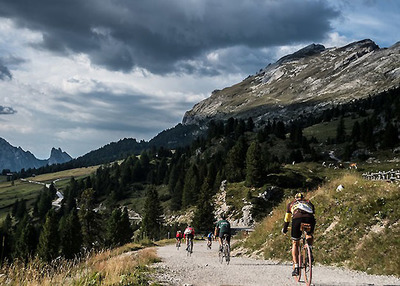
[237, 173, 400, 276]
[0, 242, 162, 286]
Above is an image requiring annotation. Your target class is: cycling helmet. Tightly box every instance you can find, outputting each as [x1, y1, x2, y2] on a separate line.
[221, 213, 226, 220]
[295, 192, 304, 200]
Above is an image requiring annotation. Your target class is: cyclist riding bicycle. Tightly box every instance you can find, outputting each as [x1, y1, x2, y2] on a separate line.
[176, 230, 183, 244]
[282, 192, 316, 277]
[215, 213, 231, 252]
[207, 231, 214, 247]
[184, 224, 195, 252]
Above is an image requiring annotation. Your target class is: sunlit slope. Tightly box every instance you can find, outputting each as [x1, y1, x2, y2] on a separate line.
[239, 172, 400, 276]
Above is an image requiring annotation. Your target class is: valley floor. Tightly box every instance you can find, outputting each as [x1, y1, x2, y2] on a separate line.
[152, 240, 400, 286]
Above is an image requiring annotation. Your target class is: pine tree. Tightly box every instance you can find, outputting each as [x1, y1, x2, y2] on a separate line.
[245, 141, 264, 187]
[351, 121, 361, 142]
[141, 187, 163, 240]
[192, 177, 215, 233]
[60, 210, 82, 259]
[106, 207, 132, 247]
[78, 188, 101, 250]
[246, 117, 255, 132]
[182, 164, 199, 207]
[336, 116, 346, 143]
[120, 207, 133, 245]
[106, 208, 123, 247]
[274, 121, 286, 139]
[381, 122, 399, 149]
[225, 136, 247, 182]
[37, 210, 59, 262]
[13, 214, 38, 260]
[37, 187, 53, 220]
[0, 214, 13, 262]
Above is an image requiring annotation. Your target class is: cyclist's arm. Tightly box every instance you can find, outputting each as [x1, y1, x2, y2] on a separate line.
[284, 212, 292, 223]
[282, 202, 292, 234]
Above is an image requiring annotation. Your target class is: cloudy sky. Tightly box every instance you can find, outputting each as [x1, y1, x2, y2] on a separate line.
[0, 0, 399, 159]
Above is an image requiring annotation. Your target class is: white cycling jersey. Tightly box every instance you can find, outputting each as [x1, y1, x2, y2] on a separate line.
[291, 202, 314, 214]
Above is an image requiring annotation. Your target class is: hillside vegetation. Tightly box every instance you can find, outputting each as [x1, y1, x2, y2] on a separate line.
[237, 171, 400, 276]
[0, 240, 161, 286]
[0, 165, 99, 221]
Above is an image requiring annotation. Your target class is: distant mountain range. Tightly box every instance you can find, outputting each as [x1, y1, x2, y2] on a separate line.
[0, 138, 72, 172]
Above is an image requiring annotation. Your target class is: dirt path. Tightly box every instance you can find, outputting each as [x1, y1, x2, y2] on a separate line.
[152, 240, 400, 286]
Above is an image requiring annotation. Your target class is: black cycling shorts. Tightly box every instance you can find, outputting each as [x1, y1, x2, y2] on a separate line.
[218, 231, 231, 244]
[291, 217, 316, 241]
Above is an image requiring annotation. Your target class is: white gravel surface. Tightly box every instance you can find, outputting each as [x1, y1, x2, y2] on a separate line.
[152, 240, 400, 286]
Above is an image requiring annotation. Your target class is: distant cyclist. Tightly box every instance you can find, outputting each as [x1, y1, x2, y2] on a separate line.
[207, 231, 214, 248]
[215, 213, 231, 252]
[184, 224, 195, 252]
[282, 192, 316, 277]
[176, 230, 183, 246]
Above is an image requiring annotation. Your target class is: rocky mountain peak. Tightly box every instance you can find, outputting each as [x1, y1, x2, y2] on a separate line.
[0, 138, 72, 172]
[48, 147, 73, 165]
[277, 43, 325, 64]
[338, 39, 379, 52]
[183, 39, 400, 126]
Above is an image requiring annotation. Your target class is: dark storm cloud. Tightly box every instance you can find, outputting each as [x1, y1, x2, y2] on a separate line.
[0, 106, 16, 114]
[56, 90, 185, 133]
[0, 63, 12, 80]
[0, 0, 339, 75]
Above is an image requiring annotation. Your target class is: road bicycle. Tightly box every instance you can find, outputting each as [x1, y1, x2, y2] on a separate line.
[186, 237, 193, 256]
[294, 223, 313, 286]
[176, 239, 181, 250]
[218, 234, 230, 265]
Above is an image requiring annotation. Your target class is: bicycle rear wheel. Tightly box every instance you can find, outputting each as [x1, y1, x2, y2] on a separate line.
[225, 244, 230, 265]
[219, 248, 224, 263]
[303, 244, 312, 286]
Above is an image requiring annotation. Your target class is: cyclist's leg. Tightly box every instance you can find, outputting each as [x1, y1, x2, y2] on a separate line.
[306, 234, 313, 246]
[292, 240, 300, 264]
[227, 233, 231, 248]
[291, 218, 302, 273]
[305, 216, 316, 246]
[218, 236, 223, 250]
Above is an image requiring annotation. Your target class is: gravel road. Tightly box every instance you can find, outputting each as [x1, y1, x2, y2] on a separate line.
[152, 240, 400, 286]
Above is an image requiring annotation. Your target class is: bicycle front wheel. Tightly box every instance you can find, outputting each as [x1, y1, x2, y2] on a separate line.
[293, 244, 302, 283]
[186, 241, 192, 256]
[303, 244, 312, 286]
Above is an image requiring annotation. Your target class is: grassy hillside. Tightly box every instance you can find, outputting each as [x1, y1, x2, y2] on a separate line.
[237, 172, 400, 276]
[0, 165, 99, 221]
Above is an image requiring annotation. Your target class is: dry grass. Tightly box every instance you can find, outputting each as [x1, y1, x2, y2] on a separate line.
[239, 172, 400, 276]
[0, 243, 161, 286]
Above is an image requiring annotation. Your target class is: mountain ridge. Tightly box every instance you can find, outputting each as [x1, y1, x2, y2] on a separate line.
[182, 39, 400, 125]
[0, 137, 72, 172]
